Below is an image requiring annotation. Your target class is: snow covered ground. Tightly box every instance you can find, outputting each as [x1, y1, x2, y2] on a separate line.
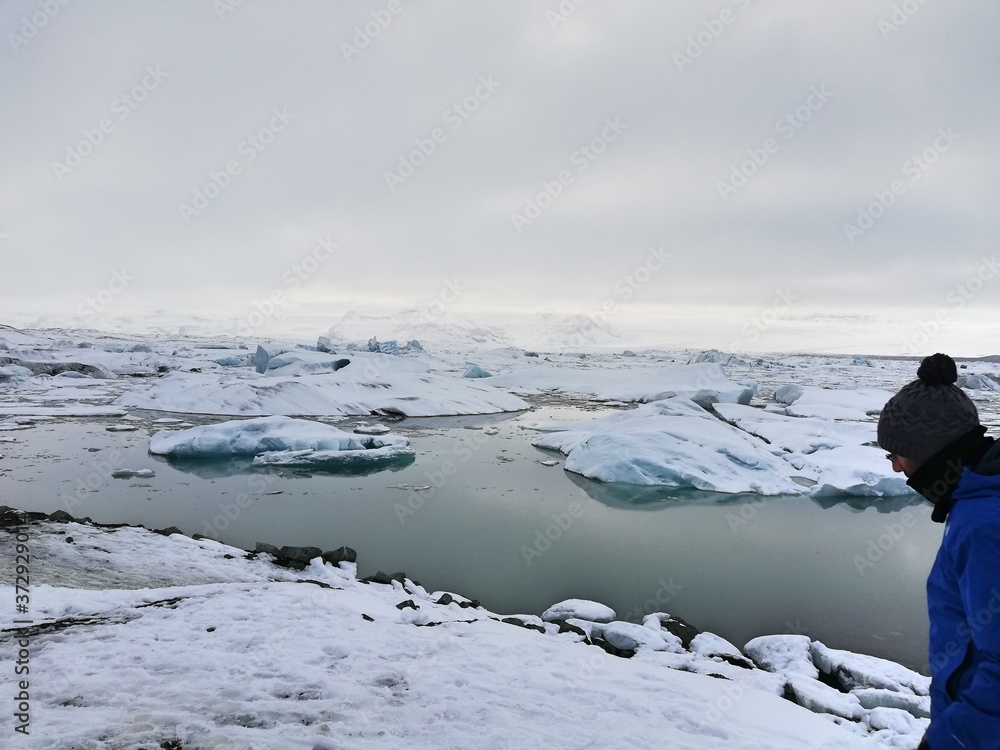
[0, 514, 928, 749]
[3, 323, 1000, 747]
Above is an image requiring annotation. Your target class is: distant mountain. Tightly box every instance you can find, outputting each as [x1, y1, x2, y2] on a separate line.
[325, 310, 622, 351]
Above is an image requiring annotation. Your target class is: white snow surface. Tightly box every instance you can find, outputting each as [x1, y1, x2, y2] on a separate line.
[148, 416, 412, 464]
[488, 361, 754, 405]
[0, 520, 909, 749]
[117, 366, 528, 417]
[541, 598, 616, 623]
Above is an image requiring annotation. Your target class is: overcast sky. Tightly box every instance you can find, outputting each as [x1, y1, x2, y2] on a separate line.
[1, 1, 998, 354]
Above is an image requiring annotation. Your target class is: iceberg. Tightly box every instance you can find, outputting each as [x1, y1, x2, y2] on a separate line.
[149, 416, 413, 465]
[532, 397, 802, 494]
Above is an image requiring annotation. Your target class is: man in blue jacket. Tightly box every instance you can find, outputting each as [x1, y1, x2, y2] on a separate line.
[878, 352, 1000, 750]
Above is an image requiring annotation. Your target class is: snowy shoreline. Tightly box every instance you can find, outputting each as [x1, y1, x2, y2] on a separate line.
[1, 506, 928, 749]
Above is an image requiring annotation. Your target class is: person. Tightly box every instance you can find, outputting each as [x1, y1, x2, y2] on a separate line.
[877, 352, 1000, 749]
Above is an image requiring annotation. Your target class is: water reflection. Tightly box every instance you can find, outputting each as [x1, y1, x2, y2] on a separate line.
[564, 470, 926, 514]
[150, 452, 415, 479]
[564, 471, 756, 510]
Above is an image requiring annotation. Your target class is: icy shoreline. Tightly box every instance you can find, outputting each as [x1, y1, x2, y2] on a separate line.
[1, 507, 927, 749]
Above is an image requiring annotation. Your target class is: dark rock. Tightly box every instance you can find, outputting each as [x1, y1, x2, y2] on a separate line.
[223, 554, 234, 559]
[396, 599, 418, 610]
[207, 627, 216, 633]
[255, 542, 281, 556]
[333, 358, 351, 371]
[556, 620, 589, 640]
[591, 636, 634, 659]
[435, 593, 455, 606]
[296, 579, 333, 589]
[715, 653, 755, 670]
[25, 511, 48, 522]
[66, 536, 74, 543]
[156, 526, 183, 537]
[458, 598, 481, 609]
[502, 616, 546, 633]
[278, 546, 323, 564]
[525, 351, 539, 357]
[156, 365, 170, 373]
[321, 546, 357, 566]
[655, 614, 701, 649]
[48, 510, 75, 523]
[362, 570, 407, 586]
[362, 614, 374, 622]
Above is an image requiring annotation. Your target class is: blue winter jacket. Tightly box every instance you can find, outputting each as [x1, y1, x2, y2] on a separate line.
[924, 453, 1000, 749]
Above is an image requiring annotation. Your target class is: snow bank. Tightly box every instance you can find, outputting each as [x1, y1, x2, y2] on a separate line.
[149, 416, 413, 465]
[0, 517, 893, 749]
[532, 397, 803, 494]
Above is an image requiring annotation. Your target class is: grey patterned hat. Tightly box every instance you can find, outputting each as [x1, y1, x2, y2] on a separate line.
[877, 353, 980, 462]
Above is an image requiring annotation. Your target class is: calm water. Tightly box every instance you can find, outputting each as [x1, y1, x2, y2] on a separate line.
[0, 404, 941, 672]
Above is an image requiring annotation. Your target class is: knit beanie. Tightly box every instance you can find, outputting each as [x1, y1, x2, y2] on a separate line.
[877, 353, 980, 462]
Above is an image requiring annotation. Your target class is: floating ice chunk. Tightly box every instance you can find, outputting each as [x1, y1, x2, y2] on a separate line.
[111, 469, 156, 479]
[533, 397, 802, 494]
[0, 365, 32, 382]
[772, 385, 893, 421]
[353, 423, 390, 435]
[254, 344, 288, 373]
[804, 446, 911, 497]
[541, 598, 615, 623]
[149, 416, 411, 465]
[488, 362, 752, 406]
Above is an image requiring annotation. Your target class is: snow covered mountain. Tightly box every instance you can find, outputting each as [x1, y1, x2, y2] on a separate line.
[325, 310, 622, 352]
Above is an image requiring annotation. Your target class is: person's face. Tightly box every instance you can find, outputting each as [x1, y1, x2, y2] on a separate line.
[887, 453, 921, 477]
